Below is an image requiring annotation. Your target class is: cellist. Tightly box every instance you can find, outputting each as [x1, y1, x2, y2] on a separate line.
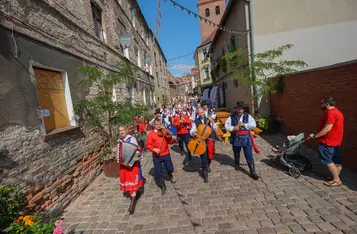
[190, 108, 217, 183]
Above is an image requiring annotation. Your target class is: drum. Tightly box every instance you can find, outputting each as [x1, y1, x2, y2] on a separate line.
[118, 141, 140, 167]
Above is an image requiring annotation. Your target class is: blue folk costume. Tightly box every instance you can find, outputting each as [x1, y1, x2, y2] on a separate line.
[225, 102, 259, 180]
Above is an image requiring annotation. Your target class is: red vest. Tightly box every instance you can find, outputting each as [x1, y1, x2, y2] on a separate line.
[173, 114, 192, 135]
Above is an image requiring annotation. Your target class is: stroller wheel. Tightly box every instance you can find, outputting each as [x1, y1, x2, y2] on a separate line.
[289, 167, 301, 178]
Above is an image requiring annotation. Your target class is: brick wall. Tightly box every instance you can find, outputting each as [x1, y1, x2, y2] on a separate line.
[270, 61, 357, 172]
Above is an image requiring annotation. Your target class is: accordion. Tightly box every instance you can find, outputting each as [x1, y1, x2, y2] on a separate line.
[118, 141, 141, 167]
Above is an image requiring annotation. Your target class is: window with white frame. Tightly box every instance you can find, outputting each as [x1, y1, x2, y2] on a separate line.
[135, 47, 141, 67]
[203, 67, 210, 80]
[124, 47, 129, 59]
[32, 66, 76, 134]
[91, 2, 103, 40]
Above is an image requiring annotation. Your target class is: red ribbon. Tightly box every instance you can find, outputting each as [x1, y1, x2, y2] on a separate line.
[207, 139, 216, 159]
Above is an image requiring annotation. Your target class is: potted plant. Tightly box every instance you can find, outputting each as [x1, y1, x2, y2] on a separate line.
[74, 62, 149, 178]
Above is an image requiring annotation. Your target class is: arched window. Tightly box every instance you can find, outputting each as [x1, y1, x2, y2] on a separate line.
[205, 8, 210, 17]
[215, 6, 220, 15]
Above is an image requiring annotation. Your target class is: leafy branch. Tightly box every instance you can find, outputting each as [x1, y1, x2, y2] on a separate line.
[223, 44, 307, 108]
[74, 62, 149, 143]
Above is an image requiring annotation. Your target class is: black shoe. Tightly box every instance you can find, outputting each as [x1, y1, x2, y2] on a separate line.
[169, 173, 176, 183]
[161, 182, 166, 196]
[235, 164, 240, 171]
[203, 170, 208, 183]
[207, 167, 211, 173]
[248, 163, 259, 180]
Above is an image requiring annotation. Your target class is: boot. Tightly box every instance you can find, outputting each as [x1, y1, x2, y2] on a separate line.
[235, 163, 240, 171]
[160, 181, 166, 196]
[203, 170, 208, 183]
[128, 196, 136, 214]
[248, 163, 259, 180]
[169, 173, 176, 183]
[207, 167, 211, 173]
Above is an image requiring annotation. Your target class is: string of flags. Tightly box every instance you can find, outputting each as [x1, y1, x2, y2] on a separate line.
[167, 52, 194, 61]
[154, 0, 163, 38]
[163, 0, 249, 35]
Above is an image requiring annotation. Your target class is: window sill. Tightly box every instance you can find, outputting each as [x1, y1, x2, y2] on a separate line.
[42, 125, 80, 141]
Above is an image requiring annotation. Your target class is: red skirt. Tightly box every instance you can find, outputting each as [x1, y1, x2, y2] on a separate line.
[119, 162, 143, 194]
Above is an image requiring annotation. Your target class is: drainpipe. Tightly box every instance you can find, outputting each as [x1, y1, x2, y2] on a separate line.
[246, 0, 258, 114]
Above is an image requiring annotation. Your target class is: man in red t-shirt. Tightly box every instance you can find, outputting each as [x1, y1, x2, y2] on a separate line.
[309, 97, 344, 187]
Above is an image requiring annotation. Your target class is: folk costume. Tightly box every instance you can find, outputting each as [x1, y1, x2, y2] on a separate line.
[190, 116, 217, 183]
[118, 135, 144, 195]
[134, 116, 147, 149]
[225, 101, 259, 180]
[146, 129, 176, 195]
[173, 112, 192, 163]
[149, 108, 170, 127]
[201, 100, 217, 120]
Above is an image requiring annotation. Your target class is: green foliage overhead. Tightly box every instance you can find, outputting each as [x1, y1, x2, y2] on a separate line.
[223, 44, 307, 98]
[74, 62, 150, 140]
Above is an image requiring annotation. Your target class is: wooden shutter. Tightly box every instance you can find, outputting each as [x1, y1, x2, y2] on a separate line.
[34, 68, 70, 131]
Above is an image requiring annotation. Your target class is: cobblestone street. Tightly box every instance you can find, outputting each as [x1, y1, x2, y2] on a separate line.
[62, 134, 357, 234]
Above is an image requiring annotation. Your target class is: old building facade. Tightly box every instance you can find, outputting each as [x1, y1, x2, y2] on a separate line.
[0, 0, 167, 213]
[209, 0, 252, 112]
[194, 0, 225, 99]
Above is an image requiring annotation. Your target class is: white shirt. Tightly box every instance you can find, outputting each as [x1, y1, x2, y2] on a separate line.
[190, 118, 217, 136]
[224, 114, 256, 131]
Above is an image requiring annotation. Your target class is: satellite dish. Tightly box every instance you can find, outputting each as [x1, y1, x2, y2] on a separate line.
[40, 109, 50, 117]
[120, 34, 132, 49]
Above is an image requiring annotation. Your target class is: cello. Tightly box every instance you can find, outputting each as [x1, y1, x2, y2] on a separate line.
[188, 118, 212, 155]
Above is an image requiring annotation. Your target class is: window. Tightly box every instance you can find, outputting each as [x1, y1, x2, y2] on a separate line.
[215, 6, 220, 15]
[234, 79, 239, 87]
[205, 8, 210, 17]
[229, 36, 236, 52]
[203, 67, 210, 80]
[33, 67, 76, 133]
[124, 47, 129, 59]
[91, 2, 103, 40]
[156, 72, 160, 87]
[135, 47, 141, 67]
[130, 5, 135, 27]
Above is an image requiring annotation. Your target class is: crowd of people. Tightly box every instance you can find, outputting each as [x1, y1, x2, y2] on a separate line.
[114, 97, 345, 215]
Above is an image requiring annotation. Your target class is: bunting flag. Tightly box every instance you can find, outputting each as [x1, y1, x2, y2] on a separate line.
[158, 8, 162, 18]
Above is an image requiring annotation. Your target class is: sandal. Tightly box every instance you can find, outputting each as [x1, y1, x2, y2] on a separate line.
[324, 181, 342, 187]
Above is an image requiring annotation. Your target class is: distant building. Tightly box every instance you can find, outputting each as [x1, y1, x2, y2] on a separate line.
[195, 0, 226, 96]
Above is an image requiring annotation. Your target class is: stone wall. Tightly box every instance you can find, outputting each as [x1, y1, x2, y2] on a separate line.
[270, 61, 357, 172]
[0, 0, 157, 214]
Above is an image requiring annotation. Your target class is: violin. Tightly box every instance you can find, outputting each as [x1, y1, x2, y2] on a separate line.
[157, 128, 173, 140]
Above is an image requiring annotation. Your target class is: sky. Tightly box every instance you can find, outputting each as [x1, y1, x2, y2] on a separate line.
[137, 0, 202, 77]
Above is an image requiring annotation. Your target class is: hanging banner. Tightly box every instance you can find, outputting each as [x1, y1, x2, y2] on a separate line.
[202, 88, 209, 101]
[210, 86, 218, 108]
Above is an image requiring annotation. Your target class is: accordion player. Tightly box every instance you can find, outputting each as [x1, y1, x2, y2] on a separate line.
[117, 140, 142, 167]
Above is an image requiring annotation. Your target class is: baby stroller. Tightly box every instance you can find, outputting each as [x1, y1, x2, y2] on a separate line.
[269, 133, 312, 178]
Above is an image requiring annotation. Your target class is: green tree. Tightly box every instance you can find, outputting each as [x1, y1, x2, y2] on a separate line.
[223, 44, 307, 112]
[74, 62, 149, 141]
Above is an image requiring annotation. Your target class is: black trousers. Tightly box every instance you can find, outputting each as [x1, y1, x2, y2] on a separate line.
[178, 133, 191, 157]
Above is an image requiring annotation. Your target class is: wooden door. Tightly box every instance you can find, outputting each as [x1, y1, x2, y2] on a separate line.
[34, 68, 70, 131]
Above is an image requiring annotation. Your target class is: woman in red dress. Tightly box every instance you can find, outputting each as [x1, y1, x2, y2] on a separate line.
[114, 126, 143, 214]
